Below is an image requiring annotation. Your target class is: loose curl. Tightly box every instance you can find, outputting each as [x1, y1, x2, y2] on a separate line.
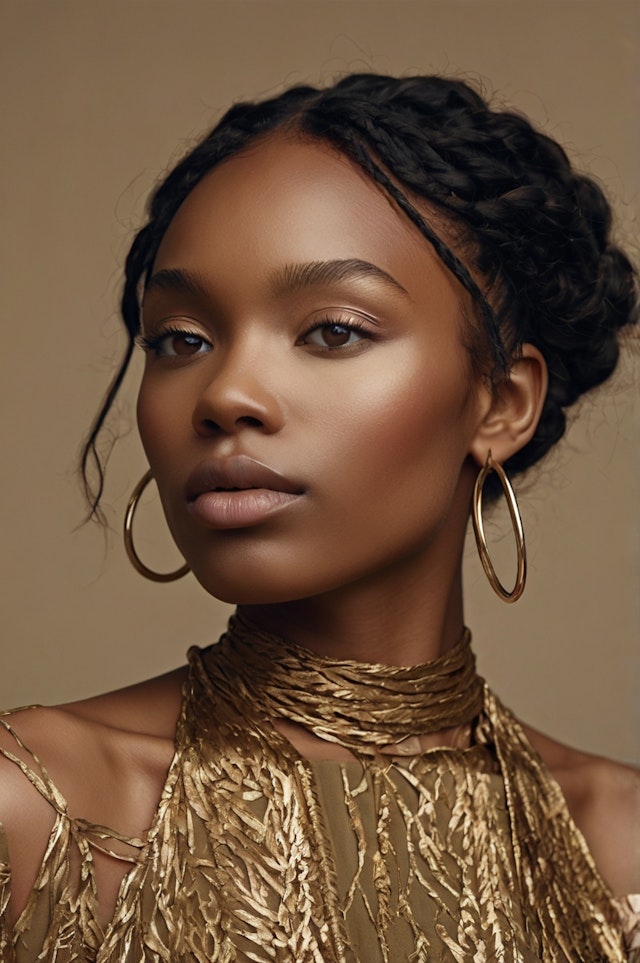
[82, 73, 638, 514]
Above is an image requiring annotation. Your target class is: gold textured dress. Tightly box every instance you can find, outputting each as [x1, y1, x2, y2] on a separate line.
[0, 616, 638, 962]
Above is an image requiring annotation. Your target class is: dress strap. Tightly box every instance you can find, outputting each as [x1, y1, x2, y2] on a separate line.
[486, 687, 628, 961]
[0, 710, 147, 863]
[0, 710, 69, 816]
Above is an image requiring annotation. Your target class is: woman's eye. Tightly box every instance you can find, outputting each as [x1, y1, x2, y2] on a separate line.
[163, 333, 210, 357]
[141, 330, 212, 358]
[303, 322, 368, 349]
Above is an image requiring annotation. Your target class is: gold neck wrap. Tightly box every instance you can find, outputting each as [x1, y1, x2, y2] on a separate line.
[203, 613, 484, 754]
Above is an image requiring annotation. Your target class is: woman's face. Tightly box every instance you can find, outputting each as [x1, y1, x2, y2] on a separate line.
[137, 134, 490, 603]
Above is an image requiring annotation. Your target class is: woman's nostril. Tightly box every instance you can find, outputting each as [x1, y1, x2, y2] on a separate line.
[199, 414, 265, 435]
[203, 418, 221, 432]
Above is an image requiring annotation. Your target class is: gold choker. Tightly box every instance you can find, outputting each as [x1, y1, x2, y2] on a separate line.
[202, 613, 484, 755]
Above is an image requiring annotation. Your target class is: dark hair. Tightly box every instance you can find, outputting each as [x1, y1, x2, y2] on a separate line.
[82, 73, 638, 514]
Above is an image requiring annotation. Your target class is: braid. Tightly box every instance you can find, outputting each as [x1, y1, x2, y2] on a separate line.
[81, 73, 638, 515]
[296, 101, 509, 370]
[298, 77, 637, 483]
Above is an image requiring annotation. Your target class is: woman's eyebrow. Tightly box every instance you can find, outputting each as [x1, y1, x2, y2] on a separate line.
[144, 268, 210, 299]
[271, 259, 410, 298]
[143, 260, 411, 301]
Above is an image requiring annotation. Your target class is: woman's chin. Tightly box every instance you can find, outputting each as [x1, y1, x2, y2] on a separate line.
[189, 567, 310, 608]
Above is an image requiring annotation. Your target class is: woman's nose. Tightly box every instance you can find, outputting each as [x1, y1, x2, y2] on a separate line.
[192, 348, 285, 437]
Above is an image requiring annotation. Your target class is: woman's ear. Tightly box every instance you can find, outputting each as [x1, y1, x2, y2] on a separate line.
[469, 344, 548, 467]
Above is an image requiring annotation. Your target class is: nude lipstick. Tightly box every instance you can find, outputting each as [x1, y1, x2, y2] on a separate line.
[185, 455, 304, 529]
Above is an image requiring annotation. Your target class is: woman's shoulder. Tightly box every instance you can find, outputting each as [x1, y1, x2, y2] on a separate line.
[0, 667, 188, 925]
[0, 665, 188, 812]
[521, 721, 640, 898]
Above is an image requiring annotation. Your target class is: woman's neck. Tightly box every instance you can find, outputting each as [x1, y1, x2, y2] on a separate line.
[240, 542, 466, 667]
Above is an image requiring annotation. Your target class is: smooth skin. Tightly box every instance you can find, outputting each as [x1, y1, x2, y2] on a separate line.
[1, 135, 638, 933]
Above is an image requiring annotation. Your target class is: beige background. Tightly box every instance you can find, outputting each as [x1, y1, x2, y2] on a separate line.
[1, 1, 638, 763]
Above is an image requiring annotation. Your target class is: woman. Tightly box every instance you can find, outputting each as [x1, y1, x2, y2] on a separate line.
[0, 74, 638, 961]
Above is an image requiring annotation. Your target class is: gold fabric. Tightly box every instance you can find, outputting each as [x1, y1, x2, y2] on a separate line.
[206, 613, 483, 752]
[0, 619, 637, 962]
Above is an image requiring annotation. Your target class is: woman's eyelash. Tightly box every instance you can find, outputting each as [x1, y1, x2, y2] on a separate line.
[136, 333, 158, 352]
[300, 315, 374, 346]
[136, 326, 208, 356]
[136, 315, 375, 357]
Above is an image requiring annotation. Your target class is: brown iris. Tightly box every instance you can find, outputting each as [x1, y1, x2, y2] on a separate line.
[319, 324, 353, 347]
[170, 333, 206, 355]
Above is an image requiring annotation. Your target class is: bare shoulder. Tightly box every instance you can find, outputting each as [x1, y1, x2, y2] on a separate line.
[0, 665, 188, 817]
[521, 722, 640, 897]
[0, 666, 188, 922]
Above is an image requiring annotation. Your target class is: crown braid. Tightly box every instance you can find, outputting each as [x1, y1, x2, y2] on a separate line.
[82, 73, 637, 515]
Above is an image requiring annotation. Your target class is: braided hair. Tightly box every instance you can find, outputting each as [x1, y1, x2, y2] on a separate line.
[82, 73, 638, 514]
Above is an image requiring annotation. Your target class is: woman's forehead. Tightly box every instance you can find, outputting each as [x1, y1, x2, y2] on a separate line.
[153, 135, 448, 285]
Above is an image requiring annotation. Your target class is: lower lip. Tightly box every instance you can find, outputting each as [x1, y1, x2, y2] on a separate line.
[187, 489, 302, 529]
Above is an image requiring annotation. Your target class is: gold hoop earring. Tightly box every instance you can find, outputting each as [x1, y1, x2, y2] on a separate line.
[472, 452, 526, 603]
[123, 470, 190, 582]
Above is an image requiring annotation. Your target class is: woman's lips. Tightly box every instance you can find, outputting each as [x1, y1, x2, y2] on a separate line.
[189, 489, 301, 528]
[185, 455, 304, 529]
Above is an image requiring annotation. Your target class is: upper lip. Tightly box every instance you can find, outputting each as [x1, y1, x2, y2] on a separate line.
[185, 455, 304, 500]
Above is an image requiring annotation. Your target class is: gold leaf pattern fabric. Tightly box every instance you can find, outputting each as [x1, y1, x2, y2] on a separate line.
[0, 626, 637, 962]
[208, 615, 484, 752]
